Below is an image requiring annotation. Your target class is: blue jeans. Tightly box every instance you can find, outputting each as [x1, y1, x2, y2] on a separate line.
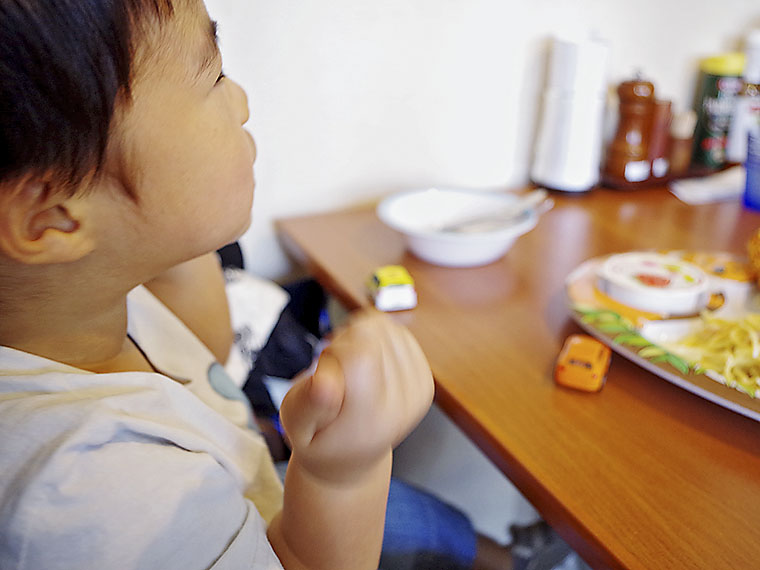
[380, 478, 477, 569]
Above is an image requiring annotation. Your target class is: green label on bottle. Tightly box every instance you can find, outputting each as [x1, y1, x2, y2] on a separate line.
[692, 73, 743, 168]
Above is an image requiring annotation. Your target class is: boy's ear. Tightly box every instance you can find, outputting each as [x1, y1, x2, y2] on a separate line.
[0, 177, 96, 264]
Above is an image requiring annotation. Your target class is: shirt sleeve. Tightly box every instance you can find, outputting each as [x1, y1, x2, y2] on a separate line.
[9, 436, 284, 570]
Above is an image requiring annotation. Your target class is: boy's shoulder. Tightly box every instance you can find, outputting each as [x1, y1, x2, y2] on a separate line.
[0, 343, 243, 473]
[0, 379, 281, 569]
[0, 344, 284, 570]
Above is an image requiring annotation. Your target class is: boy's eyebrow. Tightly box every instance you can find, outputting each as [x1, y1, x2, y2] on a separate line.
[196, 18, 221, 79]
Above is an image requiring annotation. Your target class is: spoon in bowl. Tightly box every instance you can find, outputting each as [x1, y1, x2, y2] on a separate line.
[436, 189, 551, 233]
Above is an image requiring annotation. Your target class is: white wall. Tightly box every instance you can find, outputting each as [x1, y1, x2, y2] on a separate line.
[205, 0, 759, 280]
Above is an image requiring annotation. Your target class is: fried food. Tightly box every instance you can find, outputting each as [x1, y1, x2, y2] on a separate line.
[748, 228, 760, 285]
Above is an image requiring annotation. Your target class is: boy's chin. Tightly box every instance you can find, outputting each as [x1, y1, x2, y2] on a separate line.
[232, 211, 253, 241]
[214, 213, 253, 252]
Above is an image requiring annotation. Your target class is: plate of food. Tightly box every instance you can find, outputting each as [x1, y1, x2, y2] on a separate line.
[565, 248, 760, 422]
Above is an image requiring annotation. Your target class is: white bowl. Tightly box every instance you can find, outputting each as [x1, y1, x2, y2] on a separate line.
[377, 188, 539, 267]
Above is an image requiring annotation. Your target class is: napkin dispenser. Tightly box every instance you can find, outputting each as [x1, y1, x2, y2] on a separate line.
[531, 36, 609, 193]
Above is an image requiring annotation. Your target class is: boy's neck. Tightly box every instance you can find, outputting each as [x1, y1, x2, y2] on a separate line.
[0, 267, 145, 373]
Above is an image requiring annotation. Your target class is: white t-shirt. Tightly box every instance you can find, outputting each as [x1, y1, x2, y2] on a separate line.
[0, 286, 284, 569]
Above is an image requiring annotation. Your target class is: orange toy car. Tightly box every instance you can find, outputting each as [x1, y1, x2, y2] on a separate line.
[554, 334, 612, 392]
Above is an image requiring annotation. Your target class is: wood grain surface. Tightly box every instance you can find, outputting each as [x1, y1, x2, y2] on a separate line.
[277, 186, 760, 569]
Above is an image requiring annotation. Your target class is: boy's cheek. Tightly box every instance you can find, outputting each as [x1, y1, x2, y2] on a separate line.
[244, 130, 257, 163]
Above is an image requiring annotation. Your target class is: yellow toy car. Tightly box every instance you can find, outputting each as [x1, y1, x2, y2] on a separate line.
[368, 265, 417, 311]
[554, 334, 611, 392]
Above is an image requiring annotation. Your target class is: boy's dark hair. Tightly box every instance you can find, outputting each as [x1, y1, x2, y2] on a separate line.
[0, 0, 174, 194]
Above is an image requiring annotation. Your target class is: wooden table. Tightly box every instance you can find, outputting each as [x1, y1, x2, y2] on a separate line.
[277, 186, 760, 569]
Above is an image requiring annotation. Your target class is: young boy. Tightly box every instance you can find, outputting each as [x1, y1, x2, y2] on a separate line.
[0, 1, 435, 568]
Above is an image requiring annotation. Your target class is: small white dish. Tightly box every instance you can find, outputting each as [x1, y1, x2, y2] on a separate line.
[377, 187, 540, 267]
[597, 252, 711, 316]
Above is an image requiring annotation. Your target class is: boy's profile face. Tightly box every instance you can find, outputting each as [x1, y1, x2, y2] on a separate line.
[94, 0, 256, 272]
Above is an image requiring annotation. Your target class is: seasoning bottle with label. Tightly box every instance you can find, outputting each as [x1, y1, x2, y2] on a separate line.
[648, 99, 672, 178]
[692, 52, 745, 169]
[602, 76, 655, 188]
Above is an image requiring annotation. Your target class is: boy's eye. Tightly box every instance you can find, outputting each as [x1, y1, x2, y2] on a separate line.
[215, 70, 226, 84]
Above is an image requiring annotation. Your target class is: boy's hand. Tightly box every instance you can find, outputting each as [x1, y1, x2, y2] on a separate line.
[279, 308, 434, 483]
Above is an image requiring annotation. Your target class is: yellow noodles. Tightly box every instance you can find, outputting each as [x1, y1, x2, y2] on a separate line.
[680, 312, 760, 396]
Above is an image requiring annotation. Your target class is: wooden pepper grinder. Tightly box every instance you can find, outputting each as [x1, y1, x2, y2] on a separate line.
[602, 76, 655, 188]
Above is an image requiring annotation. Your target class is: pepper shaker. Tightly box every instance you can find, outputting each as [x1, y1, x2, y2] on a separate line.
[602, 76, 655, 188]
